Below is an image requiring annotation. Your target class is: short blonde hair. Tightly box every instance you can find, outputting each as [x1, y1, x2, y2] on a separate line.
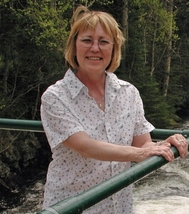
[64, 6, 125, 72]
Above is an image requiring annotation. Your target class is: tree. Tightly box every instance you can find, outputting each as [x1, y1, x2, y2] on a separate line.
[163, 0, 174, 97]
[121, 0, 128, 72]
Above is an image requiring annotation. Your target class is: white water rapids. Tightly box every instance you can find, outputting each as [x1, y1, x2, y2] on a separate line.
[134, 118, 189, 214]
[134, 155, 189, 214]
[2, 119, 189, 214]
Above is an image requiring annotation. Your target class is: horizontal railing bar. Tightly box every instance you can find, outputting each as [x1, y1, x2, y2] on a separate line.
[36, 138, 189, 214]
[150, 128, 189, 139]
[0, 118, 189, 138]
[0, 118, 44, 132]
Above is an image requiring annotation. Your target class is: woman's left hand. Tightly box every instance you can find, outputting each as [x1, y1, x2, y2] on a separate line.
[164, 134, 188, 158]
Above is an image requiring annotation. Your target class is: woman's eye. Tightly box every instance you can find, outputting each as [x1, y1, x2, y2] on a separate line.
[99, 40, 109, 45]
[81, 39, 92, 44]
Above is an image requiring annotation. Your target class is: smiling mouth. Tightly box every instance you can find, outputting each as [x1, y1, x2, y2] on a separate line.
[87, 57, 102, 60]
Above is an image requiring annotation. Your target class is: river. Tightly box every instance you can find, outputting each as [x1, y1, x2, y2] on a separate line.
[134, 154, 189, 214]
[134, 118, 189, 214]
[1, 119, 189, 214]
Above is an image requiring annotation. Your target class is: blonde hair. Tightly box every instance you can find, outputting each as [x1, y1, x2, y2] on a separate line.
[64, 6, 125, 72]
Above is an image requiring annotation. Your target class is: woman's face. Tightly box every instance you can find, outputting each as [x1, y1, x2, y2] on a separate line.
[76, 23, 113, 75]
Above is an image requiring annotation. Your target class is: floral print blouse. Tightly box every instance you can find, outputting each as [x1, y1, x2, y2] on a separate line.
[40, 68, 154, 214]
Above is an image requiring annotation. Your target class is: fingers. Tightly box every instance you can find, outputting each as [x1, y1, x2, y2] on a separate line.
[152, 142, 174, 162]
[145, 135, 188, 162]
[174, 134, 188, 158]
[158, 145, 174, 162]
[166, 134, 188, 158]
[162, 142, 171, 148]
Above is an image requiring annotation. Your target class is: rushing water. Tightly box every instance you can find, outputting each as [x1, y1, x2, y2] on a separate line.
[1, 119, 189, 214]
[134, 155, 189, 214]
[134, 118, 189, 214]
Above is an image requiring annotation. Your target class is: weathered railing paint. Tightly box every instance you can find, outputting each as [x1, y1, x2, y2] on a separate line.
[0, 118, 189, 213]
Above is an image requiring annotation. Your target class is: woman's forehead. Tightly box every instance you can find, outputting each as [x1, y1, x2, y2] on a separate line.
[77, 22, 113, 39]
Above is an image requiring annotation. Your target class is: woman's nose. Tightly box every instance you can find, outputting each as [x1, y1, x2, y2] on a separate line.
[90, 41, 100, 51]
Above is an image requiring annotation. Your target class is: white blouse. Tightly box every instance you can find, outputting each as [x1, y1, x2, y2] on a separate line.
[40, 68, 154, 214]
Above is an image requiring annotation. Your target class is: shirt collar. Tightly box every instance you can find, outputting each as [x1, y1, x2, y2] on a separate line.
[64, 68, 130, 99]
[64, 68, 85, 99]
[105, 71, 130, 90]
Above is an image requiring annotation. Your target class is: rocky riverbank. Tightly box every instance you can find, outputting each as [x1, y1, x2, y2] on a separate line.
[1, 180, 45, 214]
[0, 131, 50, 213]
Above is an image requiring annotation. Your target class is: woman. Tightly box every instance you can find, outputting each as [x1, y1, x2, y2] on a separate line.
[40, 6, 188, 214]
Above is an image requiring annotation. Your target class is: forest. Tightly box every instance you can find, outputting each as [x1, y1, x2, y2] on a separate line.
[1, 0, 189, 129]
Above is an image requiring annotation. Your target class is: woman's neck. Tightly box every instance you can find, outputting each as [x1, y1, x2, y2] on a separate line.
[75, 70, 106, 93]
[75, 70, 106, 110]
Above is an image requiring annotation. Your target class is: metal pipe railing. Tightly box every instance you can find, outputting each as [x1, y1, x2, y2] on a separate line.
[0, 118, 189, 138]
[0, 118, 44, 132]
[150, 128, 189, 139]
[0, 118, 188, 213]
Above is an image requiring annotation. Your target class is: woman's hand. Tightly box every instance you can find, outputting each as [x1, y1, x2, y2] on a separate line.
[133, 142, 173, 162]
[132, 133, 188, 162]
[161, 134, 188, 159]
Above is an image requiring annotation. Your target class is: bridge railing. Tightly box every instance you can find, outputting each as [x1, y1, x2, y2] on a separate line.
[0, 118, 189, 138]
[0, 118, 189, 214]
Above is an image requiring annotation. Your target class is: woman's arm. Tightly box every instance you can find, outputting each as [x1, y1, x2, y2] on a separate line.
[63, 131, 181, 163]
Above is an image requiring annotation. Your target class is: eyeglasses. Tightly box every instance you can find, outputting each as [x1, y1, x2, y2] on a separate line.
[78, 37, 114, 50]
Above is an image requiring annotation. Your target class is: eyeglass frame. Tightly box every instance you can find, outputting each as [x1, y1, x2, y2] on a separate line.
[77, 37, 114, 50]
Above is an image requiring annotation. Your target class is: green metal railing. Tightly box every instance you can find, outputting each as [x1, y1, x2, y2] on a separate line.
[0, 118, 189, 214]
[0, 118, 44, 132]
[0, 118, 189, 138]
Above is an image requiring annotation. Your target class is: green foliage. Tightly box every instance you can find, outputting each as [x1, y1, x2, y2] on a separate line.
[74, 0, 114, 7]
[89, 0, 112, 4]
[0, 1, 70, 119]
[137, 80, 179, 129]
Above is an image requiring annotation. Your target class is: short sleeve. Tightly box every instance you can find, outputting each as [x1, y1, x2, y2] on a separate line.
[133, 89, 155, 136]
[40, 90, 85, 150]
